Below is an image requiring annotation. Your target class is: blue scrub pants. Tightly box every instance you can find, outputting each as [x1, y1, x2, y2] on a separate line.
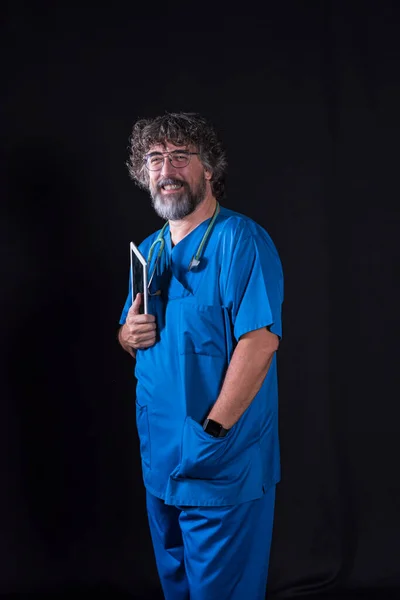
[146, 485, 276, 600]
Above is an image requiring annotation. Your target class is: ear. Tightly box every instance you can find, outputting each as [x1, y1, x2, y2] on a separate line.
[204, 168, 213, 181]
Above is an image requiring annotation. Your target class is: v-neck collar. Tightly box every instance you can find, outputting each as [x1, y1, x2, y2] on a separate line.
[165, 216, 212, 258]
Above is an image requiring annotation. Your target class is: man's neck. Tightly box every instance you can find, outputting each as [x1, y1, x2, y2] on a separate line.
[169, 196, 217, 246]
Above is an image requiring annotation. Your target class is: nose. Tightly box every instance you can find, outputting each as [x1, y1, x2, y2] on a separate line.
[159, 155, 176, 177]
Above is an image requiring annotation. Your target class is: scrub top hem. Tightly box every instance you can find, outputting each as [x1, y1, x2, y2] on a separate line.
[143, 475, 281, 507]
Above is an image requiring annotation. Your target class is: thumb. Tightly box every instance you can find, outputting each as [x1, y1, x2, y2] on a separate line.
[131, 292, 142, 315]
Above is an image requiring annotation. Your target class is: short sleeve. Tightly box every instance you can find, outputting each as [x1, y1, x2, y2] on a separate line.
[119, 269, 132, 325]
[221, 226, 283, 342]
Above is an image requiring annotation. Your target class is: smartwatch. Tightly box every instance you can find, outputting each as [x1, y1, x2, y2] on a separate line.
[202, 418, 229, 438]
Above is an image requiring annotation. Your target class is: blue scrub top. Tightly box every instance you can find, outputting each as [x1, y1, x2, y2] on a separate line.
[119, 206, 284, 506]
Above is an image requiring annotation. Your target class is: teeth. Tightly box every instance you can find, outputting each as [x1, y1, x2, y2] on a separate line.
[163, 184, 181, 190]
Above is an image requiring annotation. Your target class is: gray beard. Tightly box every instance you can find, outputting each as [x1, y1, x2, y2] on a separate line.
[150, 175, 207, 221]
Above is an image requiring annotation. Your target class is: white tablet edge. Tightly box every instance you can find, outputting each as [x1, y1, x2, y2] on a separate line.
[130, 242, 149, 315]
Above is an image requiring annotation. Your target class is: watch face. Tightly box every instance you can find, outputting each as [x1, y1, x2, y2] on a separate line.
[204, 419, 222, 437]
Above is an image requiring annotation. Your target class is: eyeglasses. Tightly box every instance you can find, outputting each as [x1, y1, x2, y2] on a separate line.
[144, 150, 199, 171]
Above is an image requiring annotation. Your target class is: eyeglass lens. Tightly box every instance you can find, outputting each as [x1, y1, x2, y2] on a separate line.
[146, 151, 190, 170]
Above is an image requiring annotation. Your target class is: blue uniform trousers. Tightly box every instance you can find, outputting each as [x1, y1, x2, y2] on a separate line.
[146, 485, 276, 600]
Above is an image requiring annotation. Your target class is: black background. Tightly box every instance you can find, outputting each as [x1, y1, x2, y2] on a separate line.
[2, 2, 399, 599]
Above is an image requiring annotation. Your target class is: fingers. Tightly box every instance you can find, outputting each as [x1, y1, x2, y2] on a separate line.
[127, 294, 156, 323]
[127, 317, 156, 330]
[129, 313, 156, 324]
[124, 321, 157, 350]
[124, 294, 157, 349]
[132, 322, 157, 335]
[130, 331, 157, 349]
[134, 335, 157, 349]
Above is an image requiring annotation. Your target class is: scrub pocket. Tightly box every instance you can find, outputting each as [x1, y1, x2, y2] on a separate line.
[136, 402, 151, 469]
[174, 416, 247, 480]
[179, 302, 226, 357]
[168, 418, 264, 505]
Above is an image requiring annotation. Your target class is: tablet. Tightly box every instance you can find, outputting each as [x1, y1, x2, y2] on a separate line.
[130, 241, 149, 315]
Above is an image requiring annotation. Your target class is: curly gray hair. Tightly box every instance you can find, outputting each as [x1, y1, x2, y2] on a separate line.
[126, 112, 227, 201]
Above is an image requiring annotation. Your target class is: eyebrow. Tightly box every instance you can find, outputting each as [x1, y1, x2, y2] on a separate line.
[146, 149, 189, 157]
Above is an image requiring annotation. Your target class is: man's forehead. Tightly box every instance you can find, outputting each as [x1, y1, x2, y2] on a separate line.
[147, 140, 194, 153]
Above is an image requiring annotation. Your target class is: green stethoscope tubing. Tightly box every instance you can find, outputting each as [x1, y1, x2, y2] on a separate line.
[147, 202, 220, 287]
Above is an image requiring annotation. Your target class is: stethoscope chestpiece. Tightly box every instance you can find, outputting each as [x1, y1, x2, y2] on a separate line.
[188, 257, 201, 271]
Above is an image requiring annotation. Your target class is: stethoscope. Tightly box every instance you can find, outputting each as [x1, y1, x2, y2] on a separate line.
[147, 201, 220, 293]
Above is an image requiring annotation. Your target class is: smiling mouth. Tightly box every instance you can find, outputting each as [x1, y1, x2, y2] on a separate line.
[158, 178, 186, 192]
[161, 183, 183, 191]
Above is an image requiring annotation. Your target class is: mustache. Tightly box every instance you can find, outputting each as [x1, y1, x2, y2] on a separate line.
[157, 178, 187, 190]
